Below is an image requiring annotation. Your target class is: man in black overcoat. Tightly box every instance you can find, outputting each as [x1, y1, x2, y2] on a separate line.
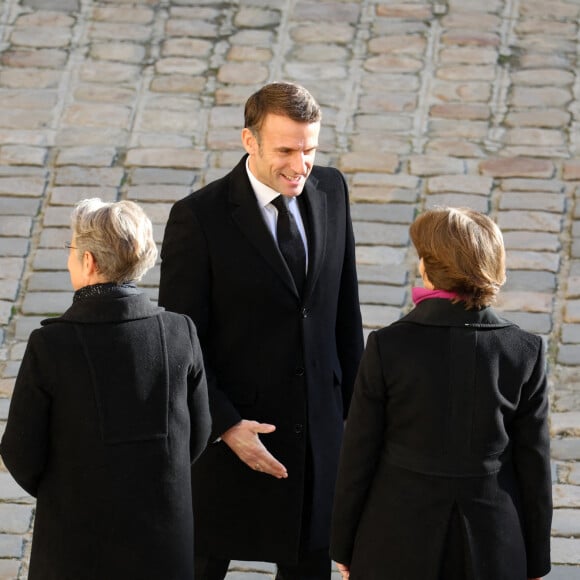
[158, 82, 364, 579]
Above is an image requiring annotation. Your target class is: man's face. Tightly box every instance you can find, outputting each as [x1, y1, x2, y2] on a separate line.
[242, 113, 320, 197]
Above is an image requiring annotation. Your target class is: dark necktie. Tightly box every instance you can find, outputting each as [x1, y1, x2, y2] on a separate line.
[271, 195, 306, 294]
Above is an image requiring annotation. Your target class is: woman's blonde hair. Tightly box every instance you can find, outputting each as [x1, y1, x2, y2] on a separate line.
[71, 198, 158, 284]
[409, 207, 506, 309]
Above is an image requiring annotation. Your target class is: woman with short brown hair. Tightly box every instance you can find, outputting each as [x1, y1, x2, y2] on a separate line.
[331, 207, 552, 580]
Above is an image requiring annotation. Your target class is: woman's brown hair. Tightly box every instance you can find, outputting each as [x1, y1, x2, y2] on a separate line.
[409, 207, 506, 309]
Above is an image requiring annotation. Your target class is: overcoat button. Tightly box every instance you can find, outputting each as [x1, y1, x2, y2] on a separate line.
[294, 424, 303, 434]
[301, 308, 308, 318]
[295, 367, 305, 376]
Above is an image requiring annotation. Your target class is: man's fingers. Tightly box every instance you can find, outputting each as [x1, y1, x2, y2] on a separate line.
[252, 422, 276, 434]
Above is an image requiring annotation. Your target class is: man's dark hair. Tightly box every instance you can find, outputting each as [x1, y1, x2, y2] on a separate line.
[244, 82, 321, 136]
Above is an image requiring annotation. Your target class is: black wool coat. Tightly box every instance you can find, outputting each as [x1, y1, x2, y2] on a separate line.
[330, 298, 552, 580]
[0, 286, 211, 580]
[159, 155, 364, 563]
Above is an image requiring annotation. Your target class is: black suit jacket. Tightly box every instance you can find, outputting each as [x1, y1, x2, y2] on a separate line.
[330, 299, 552, 580]
[159, 156, 364, 562]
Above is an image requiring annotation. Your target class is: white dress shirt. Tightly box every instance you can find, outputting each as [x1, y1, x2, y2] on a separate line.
[245, 158, 309, 272]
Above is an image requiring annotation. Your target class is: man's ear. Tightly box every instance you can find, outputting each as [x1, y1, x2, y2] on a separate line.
[241, 127, 258, 156]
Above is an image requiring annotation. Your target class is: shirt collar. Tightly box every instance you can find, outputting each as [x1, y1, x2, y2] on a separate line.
[245, 157, 301, 208]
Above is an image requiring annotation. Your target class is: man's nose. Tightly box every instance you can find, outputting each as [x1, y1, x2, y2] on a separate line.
[290, 151, 308, 174]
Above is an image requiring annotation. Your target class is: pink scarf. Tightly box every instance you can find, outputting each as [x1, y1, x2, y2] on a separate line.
[412, 287, 460, 305]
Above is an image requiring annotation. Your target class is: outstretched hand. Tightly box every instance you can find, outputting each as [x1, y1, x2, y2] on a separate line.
[221, 419, 288, 479]
[335, 562, 350, 579]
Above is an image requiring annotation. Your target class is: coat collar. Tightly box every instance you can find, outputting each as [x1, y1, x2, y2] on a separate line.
[228, 155, 327, 299]
[42, 285, 163, 325]
[397, 298, 515, 329]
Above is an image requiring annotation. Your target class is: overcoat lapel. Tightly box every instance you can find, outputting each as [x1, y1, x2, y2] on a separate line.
[301, 176, 327, 300]
[228, 160, 297, 296]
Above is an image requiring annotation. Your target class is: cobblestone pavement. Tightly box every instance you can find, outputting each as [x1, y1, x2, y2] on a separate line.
[0, 0, 580, 577]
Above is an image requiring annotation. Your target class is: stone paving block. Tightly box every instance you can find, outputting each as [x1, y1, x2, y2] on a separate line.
[506, 250, 560, 272]
[74, 84, 136, 104]
[495, 310, 552, 334]
[55, 127, 129, 147]
[557, 346, 580, 366]
[0, 177, 46, 197]
[55, 147, 117, 168]
[408, 155, 465, 176]
[349, 186, 418, 205]
[506, 128, 566, 147]
[499, 192, 565, 212]
[41, 207, 73, 228]
[359, 284, 407, 306]
[91, 42, 146, 64]
[55, 166, 124, 187]
[361, 304, 404, 328]
[480, 157, 555, 178]
[0, 534, 23, 558]
[21, 292, 72, 315]
[0, 559, 20, 580]
[138, 110, 199, 134]
[350, 203, 415, 225]
[0, 216, 32, 237]
[4, 44, 67, 68]
[0, 301, 13, 326]
[0, 257, 25, 279]
[353, 222, 409, 246]
[565, 301, 580, 323]
[0, 280, 19, 301]
[0, 145, 47, 166]
[566, 275, 580, 298]
[0, 238, 29, 257]
[552, 537, 580, 565]
[551, 413, 580, 437]
[356, 245, 407, 267]
[495, 291, 552, 313]
[93, 5, 154, 23]
[357, 264, 408, 286]
[547, 566, 580, 579]
[0, 504, 33, 534]
[32, 248, 69, 269]
[551, 439, 580, 461]
[0, 90, 58, 110]
[339, 152, 399, 174]
[14, 316, 43, 341]
[127, 185, 190, 202]
[0, 398, 9, 420]
[561, 324, 580, 344]
[130, 168, 195, 186]
[503, 231, 560, 252]
[50, 187, 117, 206]
[424, 194, 489, 213]
[0, 472, 32, 501]
[429, 119, 488, 139]
[0, 69, 62, 89]
[0, 109, 53, 131]
[88, 21, 152, 43]
[427, 174, 492, 194]
[62, 103, 132, 129]
[126, 149, 207, 169]
[505, 110, 571, 129]
[162, 38, 213, 58]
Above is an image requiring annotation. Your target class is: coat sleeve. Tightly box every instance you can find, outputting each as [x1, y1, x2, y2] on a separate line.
[335, 172, 364, 416]
[185, 315, 212, 463]
[511, 336, 552, 578]
[330, 331, 386, 566]
[0, 331, 51, 497]
[159, 199, 243, 440]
